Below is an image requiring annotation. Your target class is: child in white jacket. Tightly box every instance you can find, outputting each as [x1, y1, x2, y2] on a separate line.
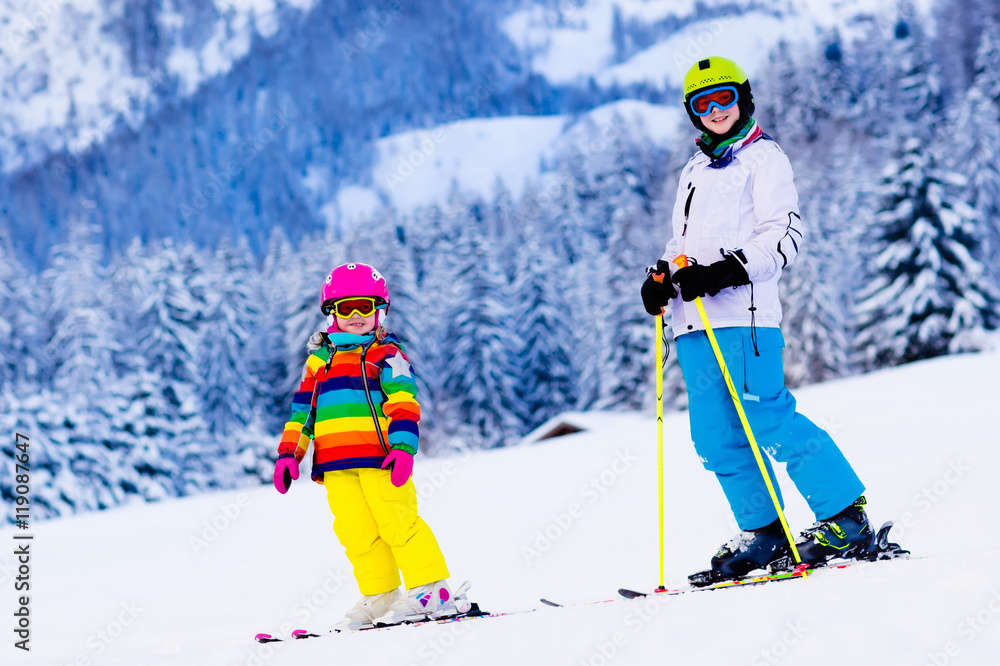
[641, 56, 872, 583]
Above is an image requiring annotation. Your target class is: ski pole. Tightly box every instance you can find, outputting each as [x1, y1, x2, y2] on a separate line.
[649, 265, 669, 592]
[655, 309, 666, 592]
[672, 255, 802, 567]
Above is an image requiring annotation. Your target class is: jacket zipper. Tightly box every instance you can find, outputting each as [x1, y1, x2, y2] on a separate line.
[682, 185, 695, 236]
[359, 343, 390, 456]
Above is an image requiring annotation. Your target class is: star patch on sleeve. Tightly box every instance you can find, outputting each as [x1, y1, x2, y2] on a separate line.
[386, 353, 412, 379]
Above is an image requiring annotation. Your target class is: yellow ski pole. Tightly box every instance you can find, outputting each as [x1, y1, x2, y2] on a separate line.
[672, 255, 802, 567]
[650, 266, 668, 592]
[655, 310, 666, 591]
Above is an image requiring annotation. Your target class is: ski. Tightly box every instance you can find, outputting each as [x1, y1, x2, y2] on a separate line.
[619, 521, 910, 600]
[254, 604, 533, 643]
[619, 566, 809, 600]
[539, 596, 620, 608]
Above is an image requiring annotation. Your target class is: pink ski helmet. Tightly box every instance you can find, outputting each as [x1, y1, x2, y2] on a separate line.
[321, 262, 390, 333]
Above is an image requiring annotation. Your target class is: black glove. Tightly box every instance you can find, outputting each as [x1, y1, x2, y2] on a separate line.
[641, 260, 678, 315]
[672, 255, 750, 302]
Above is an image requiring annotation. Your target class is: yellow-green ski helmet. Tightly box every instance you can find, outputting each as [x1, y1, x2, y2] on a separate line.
[682, 56, 755, 132]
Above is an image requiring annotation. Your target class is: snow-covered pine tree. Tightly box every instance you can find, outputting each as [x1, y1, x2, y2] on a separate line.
[249, 227, 297, 435]
[282, 234, 344, 399]
[855, 137, 998, 368]
[758, 32, 851, 144]
[590, 131, 658, 411]
[122, 239, 211, 494]
[888, 3, 942, 144]
[758, 40, 818, 144]
[779, 195, 852, 386]
[44, 220, 121, 393]
[855, 5, 998, 366]
[540, 151, 592, 264]
[196, 238, 258, 444]
[39, 219, 135, 511]
[845, 16, 898, 139]
[511, 224, 577, 429]
[343, 211, 421, 349]
[390, 204, 457, 453]
[0, 228, 42, 391]
[952, 17, 1000, 294]
[437, 202, 525, 448]
[488, 177, 522, 280]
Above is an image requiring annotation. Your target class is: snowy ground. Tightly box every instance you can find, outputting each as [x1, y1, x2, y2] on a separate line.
[355, 99, 685, 219]
[3, 349, 999, 665]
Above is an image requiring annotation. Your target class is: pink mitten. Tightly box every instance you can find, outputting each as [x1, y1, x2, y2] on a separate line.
[273, 457, 299, 494]
[381, 449, 414, 487]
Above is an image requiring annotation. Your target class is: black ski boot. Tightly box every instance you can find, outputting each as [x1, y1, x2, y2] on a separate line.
[689, 519, 790, 587]
[794, 496, 874, 565]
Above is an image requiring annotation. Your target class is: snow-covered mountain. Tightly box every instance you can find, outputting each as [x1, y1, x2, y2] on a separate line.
[501, 0, 932, 87]
[2, 347, 997, 665]
[342, 98, 682, 222]
[0, 0, 952, 259]
[0, 0, 319, 173]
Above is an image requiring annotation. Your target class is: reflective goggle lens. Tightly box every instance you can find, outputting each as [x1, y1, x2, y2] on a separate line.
[321, 297, 382, 317]
[689, 86, 738, 117]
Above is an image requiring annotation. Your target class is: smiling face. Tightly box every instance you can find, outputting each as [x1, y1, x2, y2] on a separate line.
[702, 102, 741, 135]
[336, 312, 377, 335]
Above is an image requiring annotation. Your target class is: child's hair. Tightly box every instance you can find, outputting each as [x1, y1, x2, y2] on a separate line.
[375, 325, 390, 342]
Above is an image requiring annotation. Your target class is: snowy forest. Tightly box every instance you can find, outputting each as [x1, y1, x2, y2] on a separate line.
[1, 0, 999, 521]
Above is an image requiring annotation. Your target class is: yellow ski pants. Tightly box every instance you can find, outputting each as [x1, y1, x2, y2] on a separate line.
[324, 468, 449, 595]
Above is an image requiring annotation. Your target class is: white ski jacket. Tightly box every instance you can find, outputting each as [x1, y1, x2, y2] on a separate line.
[661, 124, 802, 338]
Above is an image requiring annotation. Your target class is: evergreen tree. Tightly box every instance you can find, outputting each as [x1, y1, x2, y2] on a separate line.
[194, 238, 259, 461]
[591, 144, 657, 410]
[0, 229, 43, 391]
[438, 204, 525, 448]
[845, 17, 897, 139]
[37, 220, 141, 512]
[780, 208, 852, 386]
[282, 235, 344, 397]
[780, 134, 866, 386]
[855, 138, 998, 367]
[952, 18, 1000, 293]
[43, 220, 122, 392]
[932, 0, 988, 99]
[759, 41, 814, 143]
[511, 227, 576, 429]
[120, 239, 212, 493]
[343, 213, 421, 348]
[488, 178, 521, 279]
[250, 227, 297, 434]
[889, 3, 943, 144]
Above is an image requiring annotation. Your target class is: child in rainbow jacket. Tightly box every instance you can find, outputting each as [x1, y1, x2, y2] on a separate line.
[273, 262, 469, 629]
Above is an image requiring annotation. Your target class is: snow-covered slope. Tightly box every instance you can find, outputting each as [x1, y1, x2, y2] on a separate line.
[351, 99, 684, 219]
[3, 348, 998, 665]
[502, 0, 937, 87]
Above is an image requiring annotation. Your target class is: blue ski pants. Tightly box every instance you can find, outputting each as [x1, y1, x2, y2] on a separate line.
[676, 327, 864, 530]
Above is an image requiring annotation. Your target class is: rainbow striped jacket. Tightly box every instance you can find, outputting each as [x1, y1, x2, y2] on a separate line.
[277, 332, 420, 481]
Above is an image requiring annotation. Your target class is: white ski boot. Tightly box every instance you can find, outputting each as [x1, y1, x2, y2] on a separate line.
[373, 579, 472, 626]
[332, 588, 401, 632]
